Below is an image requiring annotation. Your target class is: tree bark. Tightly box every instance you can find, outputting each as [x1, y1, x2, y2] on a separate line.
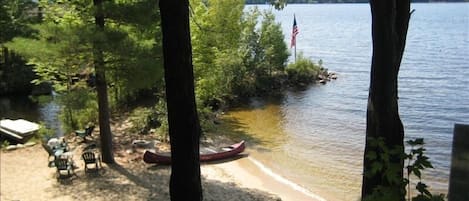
[93, 0, 114, 164]
[159, 0, 203, 201]
[362, 1, 411, 200]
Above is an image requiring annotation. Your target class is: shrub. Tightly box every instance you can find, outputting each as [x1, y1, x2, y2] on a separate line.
[35, 121, 54, 141]
[154, 100, 169, 142]
[286, 53, 321, 85]
[57, 89, 98, 132]
[129, 107, 154, 134]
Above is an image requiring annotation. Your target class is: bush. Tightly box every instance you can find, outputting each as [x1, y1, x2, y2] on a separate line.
[154, 100, 169, 142]
[58, 89, 98, 133]
[35, 121, 54, 141]
[286, 53, 321, 85]
[198, 105, 216, 133]
[129, 107, 154, 134]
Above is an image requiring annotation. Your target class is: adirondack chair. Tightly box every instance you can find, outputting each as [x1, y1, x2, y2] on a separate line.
[41, 143, 55, 167]
[75, 125, 95, 142]
[54, 158, 74, 178]
[82, 151, 101, 172]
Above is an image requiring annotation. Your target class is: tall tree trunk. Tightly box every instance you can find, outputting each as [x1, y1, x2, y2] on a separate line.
[362, 1, 411, 200]
[159, 0, 202, 200]
[93, 0, 114, 164]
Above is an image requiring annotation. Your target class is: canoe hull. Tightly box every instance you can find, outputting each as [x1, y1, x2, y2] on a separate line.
[143, 141, 246, 164]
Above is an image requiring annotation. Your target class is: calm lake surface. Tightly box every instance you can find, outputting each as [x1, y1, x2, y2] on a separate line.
[228, 3, 469, 200]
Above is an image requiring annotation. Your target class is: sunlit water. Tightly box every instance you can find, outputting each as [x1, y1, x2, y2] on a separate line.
[226, 3, 469, 200]
[1, 95, 63, 139]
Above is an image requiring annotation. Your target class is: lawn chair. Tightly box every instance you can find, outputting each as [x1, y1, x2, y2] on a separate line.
[75, 125, 95, 142]
[54, 157, 74, 178]
[82, 151, 102, 172]
[41, 143, 55, 167]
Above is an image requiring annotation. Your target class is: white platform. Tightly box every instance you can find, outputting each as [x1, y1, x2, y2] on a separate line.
[0, 119, 40, 142]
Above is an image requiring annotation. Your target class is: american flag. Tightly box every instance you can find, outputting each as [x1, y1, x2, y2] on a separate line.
[291, 15, 299, 48]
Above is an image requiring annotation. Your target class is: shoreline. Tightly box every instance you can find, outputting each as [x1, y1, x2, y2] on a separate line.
[203, 155, 327, 201]
[1, 141, 326, 201]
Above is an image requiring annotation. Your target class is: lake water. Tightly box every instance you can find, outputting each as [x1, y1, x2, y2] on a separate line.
[227, 3, 469, 200]
[1, 95, 62, 140]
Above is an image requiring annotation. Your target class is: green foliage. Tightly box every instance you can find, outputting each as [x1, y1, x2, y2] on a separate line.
[34, 121, 54, 141]
[190, 1, 291, 105]
[190, 0, 245, 104]
[364, 137, 404, 184]
[154, 100, 169, 142]
[363, 185, 403, 201]
[1, 140, 10, 150]
[57, 89, 98, 132]
[129, 100, 169, 142]
[363, 136, 406, 200]
[129, 106, 154, 134]
[6, 0, 164, 131]
[198, 105, 217, 133]
[1, 0, 40, 94]
[0, 0, 38, 44]
[285, 53, 321, 84]
[405, 138, 445, 201]
[258, 11, 289, 75]
[363, 137, 445, 201]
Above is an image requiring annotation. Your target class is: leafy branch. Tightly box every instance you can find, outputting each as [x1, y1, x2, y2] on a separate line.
[405, 138, 445, 201]
[364, 137, 445, 201]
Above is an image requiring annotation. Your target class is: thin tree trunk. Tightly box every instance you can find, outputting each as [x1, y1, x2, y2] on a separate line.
[93, 0, 114, 164]
[361, 1, 411, 200]
[159, 0, 203, 200]
[2, 47, 8, 65]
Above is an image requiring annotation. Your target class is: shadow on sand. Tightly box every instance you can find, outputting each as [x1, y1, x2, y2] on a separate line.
[51, 160, 280, 201]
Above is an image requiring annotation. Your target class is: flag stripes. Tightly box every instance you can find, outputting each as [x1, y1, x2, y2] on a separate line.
[291, 15, 299, 48]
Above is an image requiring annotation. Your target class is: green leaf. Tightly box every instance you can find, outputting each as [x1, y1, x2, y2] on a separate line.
[403, 178, 409, 184]
[407, 138, 424, 146]
[420, 159, 434, 169]
[371, 161, 383, 175]
[415, 138, 425, 145]
[430, 194, 445, 201]
[412, 194, 430, 201]
[416, 182, 432, 197]
[366, 151, 378, 160]
[413, 167, 422, 179]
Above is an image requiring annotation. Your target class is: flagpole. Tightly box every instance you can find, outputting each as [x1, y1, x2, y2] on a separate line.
[295, 42, 297, 63]
[294, 13, 296, 63]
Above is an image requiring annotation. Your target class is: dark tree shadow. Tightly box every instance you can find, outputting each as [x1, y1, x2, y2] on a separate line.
[212, 116, 264, 146]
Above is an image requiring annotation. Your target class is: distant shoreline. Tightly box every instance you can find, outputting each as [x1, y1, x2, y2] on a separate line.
[245, 0, 469, 5]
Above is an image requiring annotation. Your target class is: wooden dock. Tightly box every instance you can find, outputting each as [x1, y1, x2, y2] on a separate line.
[0, 119, 40, 143]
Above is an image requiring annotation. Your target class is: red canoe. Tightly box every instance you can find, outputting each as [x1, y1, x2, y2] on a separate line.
[143, 140, 246, 164]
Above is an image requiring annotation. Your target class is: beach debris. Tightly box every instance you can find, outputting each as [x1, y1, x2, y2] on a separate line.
[132, 139, 156, 149]
[25, 142, 36, 147]
[6, 145, 18, 151]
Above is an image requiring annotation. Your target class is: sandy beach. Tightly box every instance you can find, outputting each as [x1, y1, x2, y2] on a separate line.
[1, 137, 325, 201]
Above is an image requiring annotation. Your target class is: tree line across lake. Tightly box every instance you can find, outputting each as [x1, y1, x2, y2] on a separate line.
[246, 0, 467, 4]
